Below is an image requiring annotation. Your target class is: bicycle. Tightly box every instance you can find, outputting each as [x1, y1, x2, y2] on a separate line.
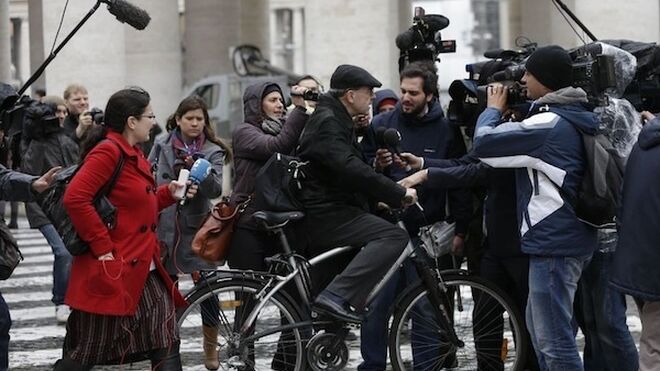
[177, 210, 528, 370]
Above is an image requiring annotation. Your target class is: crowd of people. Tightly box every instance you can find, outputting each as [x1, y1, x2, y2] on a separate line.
[0, 42, 657, 371]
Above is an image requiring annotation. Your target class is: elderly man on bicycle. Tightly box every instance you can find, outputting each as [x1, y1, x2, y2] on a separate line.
[296, 64, 418, 322]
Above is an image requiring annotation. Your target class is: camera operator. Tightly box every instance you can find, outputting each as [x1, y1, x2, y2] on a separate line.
[359, 61, 471, 370]
[289, 74, 321, 114]
[296, 64, 417, 323]
[472, 45, 599, 370]
[62, 84, 94, 143]
[21, 97, 80, 324]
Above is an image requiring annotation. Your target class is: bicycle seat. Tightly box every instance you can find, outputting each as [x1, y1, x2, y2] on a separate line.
[253, 210, 305, 227]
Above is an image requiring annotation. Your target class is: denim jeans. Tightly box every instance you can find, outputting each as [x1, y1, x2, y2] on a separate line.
[39, 224, 72, 305]
[575, 251, 638, 371]
[526, 254, 591, 371]
[0, 292, 10, 371]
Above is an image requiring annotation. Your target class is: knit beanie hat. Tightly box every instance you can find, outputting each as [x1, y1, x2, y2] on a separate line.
[262, 83, 282, 100]
[525, 45, 573, 91]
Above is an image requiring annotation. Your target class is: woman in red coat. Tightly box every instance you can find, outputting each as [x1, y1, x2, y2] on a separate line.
[56, 87, 195, 371]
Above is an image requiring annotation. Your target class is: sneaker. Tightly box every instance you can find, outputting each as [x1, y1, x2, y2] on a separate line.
[55, 305, 70, 324]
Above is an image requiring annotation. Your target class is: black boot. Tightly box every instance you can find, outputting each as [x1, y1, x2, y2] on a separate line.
[53, 358, 92, 371]
[149, 344, 183, 371]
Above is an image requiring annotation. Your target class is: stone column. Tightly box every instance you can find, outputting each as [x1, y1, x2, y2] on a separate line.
[27, 0, 45, 93]
[292, 6, 304, 74]
[40, 0, 125, 108]
[125, 0, 182, 130]
[0, 0, 11, 83]
[183, 0, 240, 88]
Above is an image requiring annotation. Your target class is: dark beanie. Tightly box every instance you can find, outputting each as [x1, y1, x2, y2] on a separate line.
[525, 45, 573, 91]
[262, 83, 282, 99]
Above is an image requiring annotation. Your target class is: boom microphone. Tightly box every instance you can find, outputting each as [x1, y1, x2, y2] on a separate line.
[101, 0, 151, 30]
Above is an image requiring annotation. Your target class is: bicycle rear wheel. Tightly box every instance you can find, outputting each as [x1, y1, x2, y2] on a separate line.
[389, 273, 528, 371]
[177, 277, 307, 370]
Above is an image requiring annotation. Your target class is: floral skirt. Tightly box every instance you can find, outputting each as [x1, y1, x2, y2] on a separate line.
[62, 271, 179, 365]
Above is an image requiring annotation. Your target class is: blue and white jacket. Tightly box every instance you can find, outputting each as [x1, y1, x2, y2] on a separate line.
[472, 87, 598, 257]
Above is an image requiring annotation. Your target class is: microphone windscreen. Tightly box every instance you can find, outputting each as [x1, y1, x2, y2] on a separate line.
[383, 128, 401, 147]
[189, 159, 212, 183]
[395, 30, 415, 51]
[105, 0, 151, 30]
[374, 126, 387, 147]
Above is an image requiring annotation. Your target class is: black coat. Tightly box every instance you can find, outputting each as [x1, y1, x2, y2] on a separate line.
[297, 93, 405, 226]
[611, 117, 660, 300]
[22, 132, 80, 228]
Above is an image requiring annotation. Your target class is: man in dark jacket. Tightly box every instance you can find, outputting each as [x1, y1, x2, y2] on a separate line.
[472, 45, 598, 370]
[611, 112, 660, 371]
[358, 61, 472, 371]
[297, 64, 417, 322]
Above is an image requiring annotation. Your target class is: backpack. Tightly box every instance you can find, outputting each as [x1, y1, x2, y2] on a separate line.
[254, 153, 308, 212]
[575, 131, 626, 228]
[36, 140, 125, 255]
[0, 222, 22, 280]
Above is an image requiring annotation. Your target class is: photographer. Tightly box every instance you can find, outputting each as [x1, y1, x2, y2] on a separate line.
[359, 61, 471, 371]
[21, 96, 80, 324]
[472, 45, 598, 370]
[62, 84, 94, 143]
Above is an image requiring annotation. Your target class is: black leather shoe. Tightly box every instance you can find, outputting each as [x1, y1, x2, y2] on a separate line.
[313, 293, 362, 324]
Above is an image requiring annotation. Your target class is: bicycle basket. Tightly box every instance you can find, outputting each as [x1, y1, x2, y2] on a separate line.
[418, 221, 455, 259]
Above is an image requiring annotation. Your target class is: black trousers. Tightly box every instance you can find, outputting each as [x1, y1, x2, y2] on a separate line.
[305, 212, 409, 310]
[475, 249, 539, 371]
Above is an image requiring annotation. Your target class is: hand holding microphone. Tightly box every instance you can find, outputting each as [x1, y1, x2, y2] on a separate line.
[171, 158, 212, 205]
[383, 128, 412, 172]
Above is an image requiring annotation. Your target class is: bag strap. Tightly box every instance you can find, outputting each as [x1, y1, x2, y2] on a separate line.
[93, 139, 126, 201]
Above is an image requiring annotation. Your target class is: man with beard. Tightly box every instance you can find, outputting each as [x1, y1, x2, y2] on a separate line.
[62, 84, 94, 143]
[359, 61, 472, 371]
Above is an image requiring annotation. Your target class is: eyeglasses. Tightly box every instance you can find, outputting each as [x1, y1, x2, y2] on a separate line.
[140, 114, 156, 121]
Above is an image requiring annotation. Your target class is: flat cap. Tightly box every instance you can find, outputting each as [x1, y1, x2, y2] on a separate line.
[330, 64, 382, 90]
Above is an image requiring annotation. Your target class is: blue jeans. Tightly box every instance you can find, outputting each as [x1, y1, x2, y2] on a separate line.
[576, 251, 638, 371]
[0, 292, 9, 371]
[39, 224, 72, 305]
[359, 257, 444, 371]
[526, 254, 591, 371]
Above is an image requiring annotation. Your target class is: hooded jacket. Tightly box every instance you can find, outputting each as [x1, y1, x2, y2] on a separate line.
[363, 99, 471, 236]
[611, 116, 660, 300]
[372, 89, 399, 117]
[231, 82, 308, 207]
[473, 87, 598, 257]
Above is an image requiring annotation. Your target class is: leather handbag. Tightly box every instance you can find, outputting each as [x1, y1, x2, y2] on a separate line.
[191, 197, 249, 262]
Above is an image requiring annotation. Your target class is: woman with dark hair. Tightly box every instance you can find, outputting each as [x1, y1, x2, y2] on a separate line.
[149, 95, 230, 370]
[57, 87, 196, 371]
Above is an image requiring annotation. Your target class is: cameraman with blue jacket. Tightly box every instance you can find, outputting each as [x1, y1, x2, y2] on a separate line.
[472, 45, 598, 371]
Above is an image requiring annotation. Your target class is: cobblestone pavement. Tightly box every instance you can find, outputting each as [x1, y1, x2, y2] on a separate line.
[3, 218, 642, 370]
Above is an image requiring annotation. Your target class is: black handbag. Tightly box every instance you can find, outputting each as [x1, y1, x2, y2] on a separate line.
[36, 140, 125, 256]
[254, 153, 308, 212]
[0, 222, 22, 280]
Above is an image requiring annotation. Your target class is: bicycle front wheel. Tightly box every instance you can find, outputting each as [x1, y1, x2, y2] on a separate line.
[389, 273, 528, 371]
[177, 277, 307, 371]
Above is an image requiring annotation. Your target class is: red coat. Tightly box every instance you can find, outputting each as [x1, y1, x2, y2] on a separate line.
[63, 132, 187, 315]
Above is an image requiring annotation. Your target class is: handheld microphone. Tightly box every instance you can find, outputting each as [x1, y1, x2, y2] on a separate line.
[374, 126, 387, 148]
[101, 0, 151, 30]
[179, 158, 212, 206]
[383, 128, 412, 172]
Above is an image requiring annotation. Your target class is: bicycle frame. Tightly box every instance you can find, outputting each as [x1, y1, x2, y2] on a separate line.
[237, 220, 456, 346]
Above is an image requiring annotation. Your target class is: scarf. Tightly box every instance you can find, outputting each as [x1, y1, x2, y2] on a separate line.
[172, 128, 206, 172]
[261, 116, 284, 135]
